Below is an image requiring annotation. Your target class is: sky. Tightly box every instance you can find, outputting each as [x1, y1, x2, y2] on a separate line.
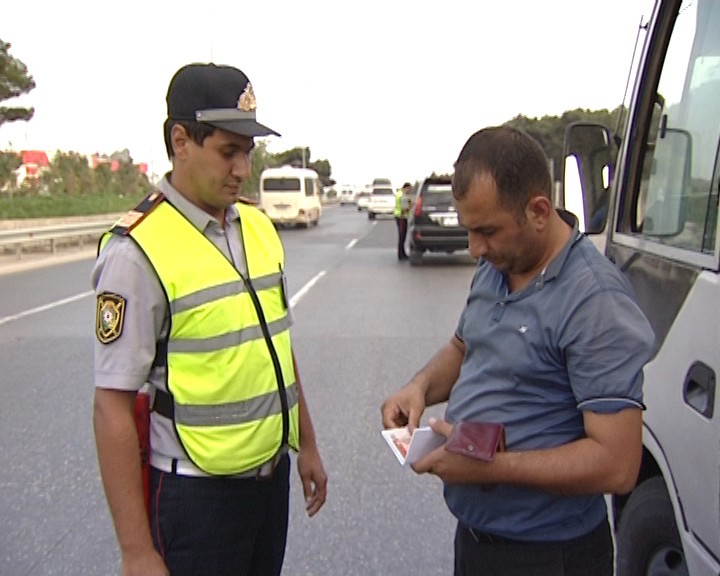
[1, 0, 655, 188]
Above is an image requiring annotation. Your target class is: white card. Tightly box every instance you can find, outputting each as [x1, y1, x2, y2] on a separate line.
[381, 426, 446, 466]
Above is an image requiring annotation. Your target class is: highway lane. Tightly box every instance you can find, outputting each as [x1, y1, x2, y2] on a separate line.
[0, 204, 477, 575]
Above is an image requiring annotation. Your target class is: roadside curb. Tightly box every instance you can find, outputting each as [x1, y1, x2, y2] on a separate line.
[0, 248, 96, 276]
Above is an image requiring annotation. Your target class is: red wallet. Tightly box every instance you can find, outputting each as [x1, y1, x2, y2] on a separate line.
[445, 421, 506, 462]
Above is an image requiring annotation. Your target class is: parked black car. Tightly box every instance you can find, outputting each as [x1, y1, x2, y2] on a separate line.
[408, 176, 469, 265]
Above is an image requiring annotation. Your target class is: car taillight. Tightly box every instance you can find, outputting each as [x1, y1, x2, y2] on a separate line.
[414, 197, 423, 217]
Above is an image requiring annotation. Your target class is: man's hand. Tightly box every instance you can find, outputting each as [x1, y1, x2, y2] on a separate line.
[381, 383, 427, 432]
[296, 446, 328, 517]
[121, 548, 169, 576]
[95, 389, 164, 574]
[381, 337, 463, 431]
[411, 418, 494, 485]
[411, 417, 453, 477]
[414, 411, 645, 494]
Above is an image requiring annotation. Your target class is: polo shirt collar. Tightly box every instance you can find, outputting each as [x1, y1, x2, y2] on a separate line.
[157, 174, 241, 232]
[500, 209, 582, 299]
[541, 209, 583, 283]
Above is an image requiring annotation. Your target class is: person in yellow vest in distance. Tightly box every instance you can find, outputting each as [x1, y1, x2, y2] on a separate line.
[394, 182, 414, 260]
[92, 62, 327, 576]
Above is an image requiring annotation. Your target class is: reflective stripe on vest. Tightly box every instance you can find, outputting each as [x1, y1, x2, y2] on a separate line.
[101, 198, 299, 475]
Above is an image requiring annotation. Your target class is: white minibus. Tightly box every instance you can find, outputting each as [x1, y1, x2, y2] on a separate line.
[259, 165, 322, 227]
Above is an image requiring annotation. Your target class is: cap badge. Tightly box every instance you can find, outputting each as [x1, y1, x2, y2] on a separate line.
[237, 83, 257, 112]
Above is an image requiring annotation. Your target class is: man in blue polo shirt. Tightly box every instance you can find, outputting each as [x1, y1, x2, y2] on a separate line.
[381, 126, 655, 576]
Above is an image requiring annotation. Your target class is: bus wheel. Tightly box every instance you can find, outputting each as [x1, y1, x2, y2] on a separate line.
[615, 477, 688, 576]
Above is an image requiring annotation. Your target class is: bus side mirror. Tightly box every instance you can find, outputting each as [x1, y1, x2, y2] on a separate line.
[562, 123, 615, 234]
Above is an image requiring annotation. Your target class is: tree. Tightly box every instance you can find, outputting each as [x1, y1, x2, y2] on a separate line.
[241, 140, 272, 202]
[0, 39, 36, 129]
[239, 144, 336, 198]
[275, 146, 310, 168]
[269, 146, 335, 185]
[0, 150, 21, 191]
[504, 108, 620, 181]
[109, 157, 153, 198]
[43, 151, 94, 196]
[308, 159, 334, 186]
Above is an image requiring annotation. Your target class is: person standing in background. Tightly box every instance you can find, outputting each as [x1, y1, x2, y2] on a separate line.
[395, 181, 413, 260]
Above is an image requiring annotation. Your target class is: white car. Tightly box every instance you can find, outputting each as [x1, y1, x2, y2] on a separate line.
[338, 185, 357, 206]
[355, 190, 371, 211]
[367, 186, 396, 220]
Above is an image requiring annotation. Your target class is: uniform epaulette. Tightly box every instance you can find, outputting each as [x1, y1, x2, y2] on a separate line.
[109, 191, 166, 236]
[236, 195, 260, 206]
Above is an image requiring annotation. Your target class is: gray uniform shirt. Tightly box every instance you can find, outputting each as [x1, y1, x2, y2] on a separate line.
[92, 175, 287, 471]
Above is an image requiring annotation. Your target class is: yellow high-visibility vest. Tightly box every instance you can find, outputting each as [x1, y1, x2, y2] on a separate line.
[395, 189, 411, 218]
[394, 189, 403, 217]
[99, 193, 299, 475]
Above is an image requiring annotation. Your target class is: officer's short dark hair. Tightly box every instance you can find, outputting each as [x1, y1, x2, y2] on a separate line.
[163, 120, 216, 160]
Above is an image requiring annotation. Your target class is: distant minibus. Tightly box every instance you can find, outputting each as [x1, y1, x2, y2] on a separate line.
[259, 165, 322, 228]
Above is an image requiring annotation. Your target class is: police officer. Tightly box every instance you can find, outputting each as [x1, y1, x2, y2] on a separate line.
[394, 182, 413, 260]
[92, 62, 327, 576]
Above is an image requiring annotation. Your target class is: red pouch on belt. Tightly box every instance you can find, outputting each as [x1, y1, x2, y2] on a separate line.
[445, 421, 506, 462]
[133, 391, 152, 520]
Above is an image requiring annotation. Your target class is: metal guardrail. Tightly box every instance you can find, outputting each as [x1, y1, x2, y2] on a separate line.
[0, 199, 343, 261]
[0, 220, 114, 259]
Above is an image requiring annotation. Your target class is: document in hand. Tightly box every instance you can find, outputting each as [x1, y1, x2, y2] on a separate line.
[381, 426, 446, 466]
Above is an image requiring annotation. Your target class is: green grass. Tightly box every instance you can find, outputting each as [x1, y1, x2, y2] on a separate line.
[0, 192, 146, 219]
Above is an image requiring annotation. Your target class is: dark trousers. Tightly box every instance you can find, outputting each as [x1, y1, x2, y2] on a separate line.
[396, 217, 408, 258]
[151, 455, 290, 576]
[454, 518, 613, 576]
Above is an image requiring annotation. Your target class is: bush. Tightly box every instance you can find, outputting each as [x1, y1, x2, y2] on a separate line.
[0, 190, 147, 219]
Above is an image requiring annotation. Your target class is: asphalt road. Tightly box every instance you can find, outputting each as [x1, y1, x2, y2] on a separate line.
[0, 204, 477, 576]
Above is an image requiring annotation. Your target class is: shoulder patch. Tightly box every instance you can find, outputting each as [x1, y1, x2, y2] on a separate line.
[96, 292, 127, 344]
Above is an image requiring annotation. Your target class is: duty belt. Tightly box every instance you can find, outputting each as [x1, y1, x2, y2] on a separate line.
[150, 450, 287, 480]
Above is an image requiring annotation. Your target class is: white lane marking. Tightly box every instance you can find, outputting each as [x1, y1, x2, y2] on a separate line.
[0, 290, 94, 326]
[1, 271, 328, 326]
[289, 271, 326, 310]
[345, 239, 358, 250]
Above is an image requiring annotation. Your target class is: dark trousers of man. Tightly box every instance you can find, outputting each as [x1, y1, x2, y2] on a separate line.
[151, 455, 290, 576]
[395, 216, 408, 259]
[454, 518, 613, 576]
